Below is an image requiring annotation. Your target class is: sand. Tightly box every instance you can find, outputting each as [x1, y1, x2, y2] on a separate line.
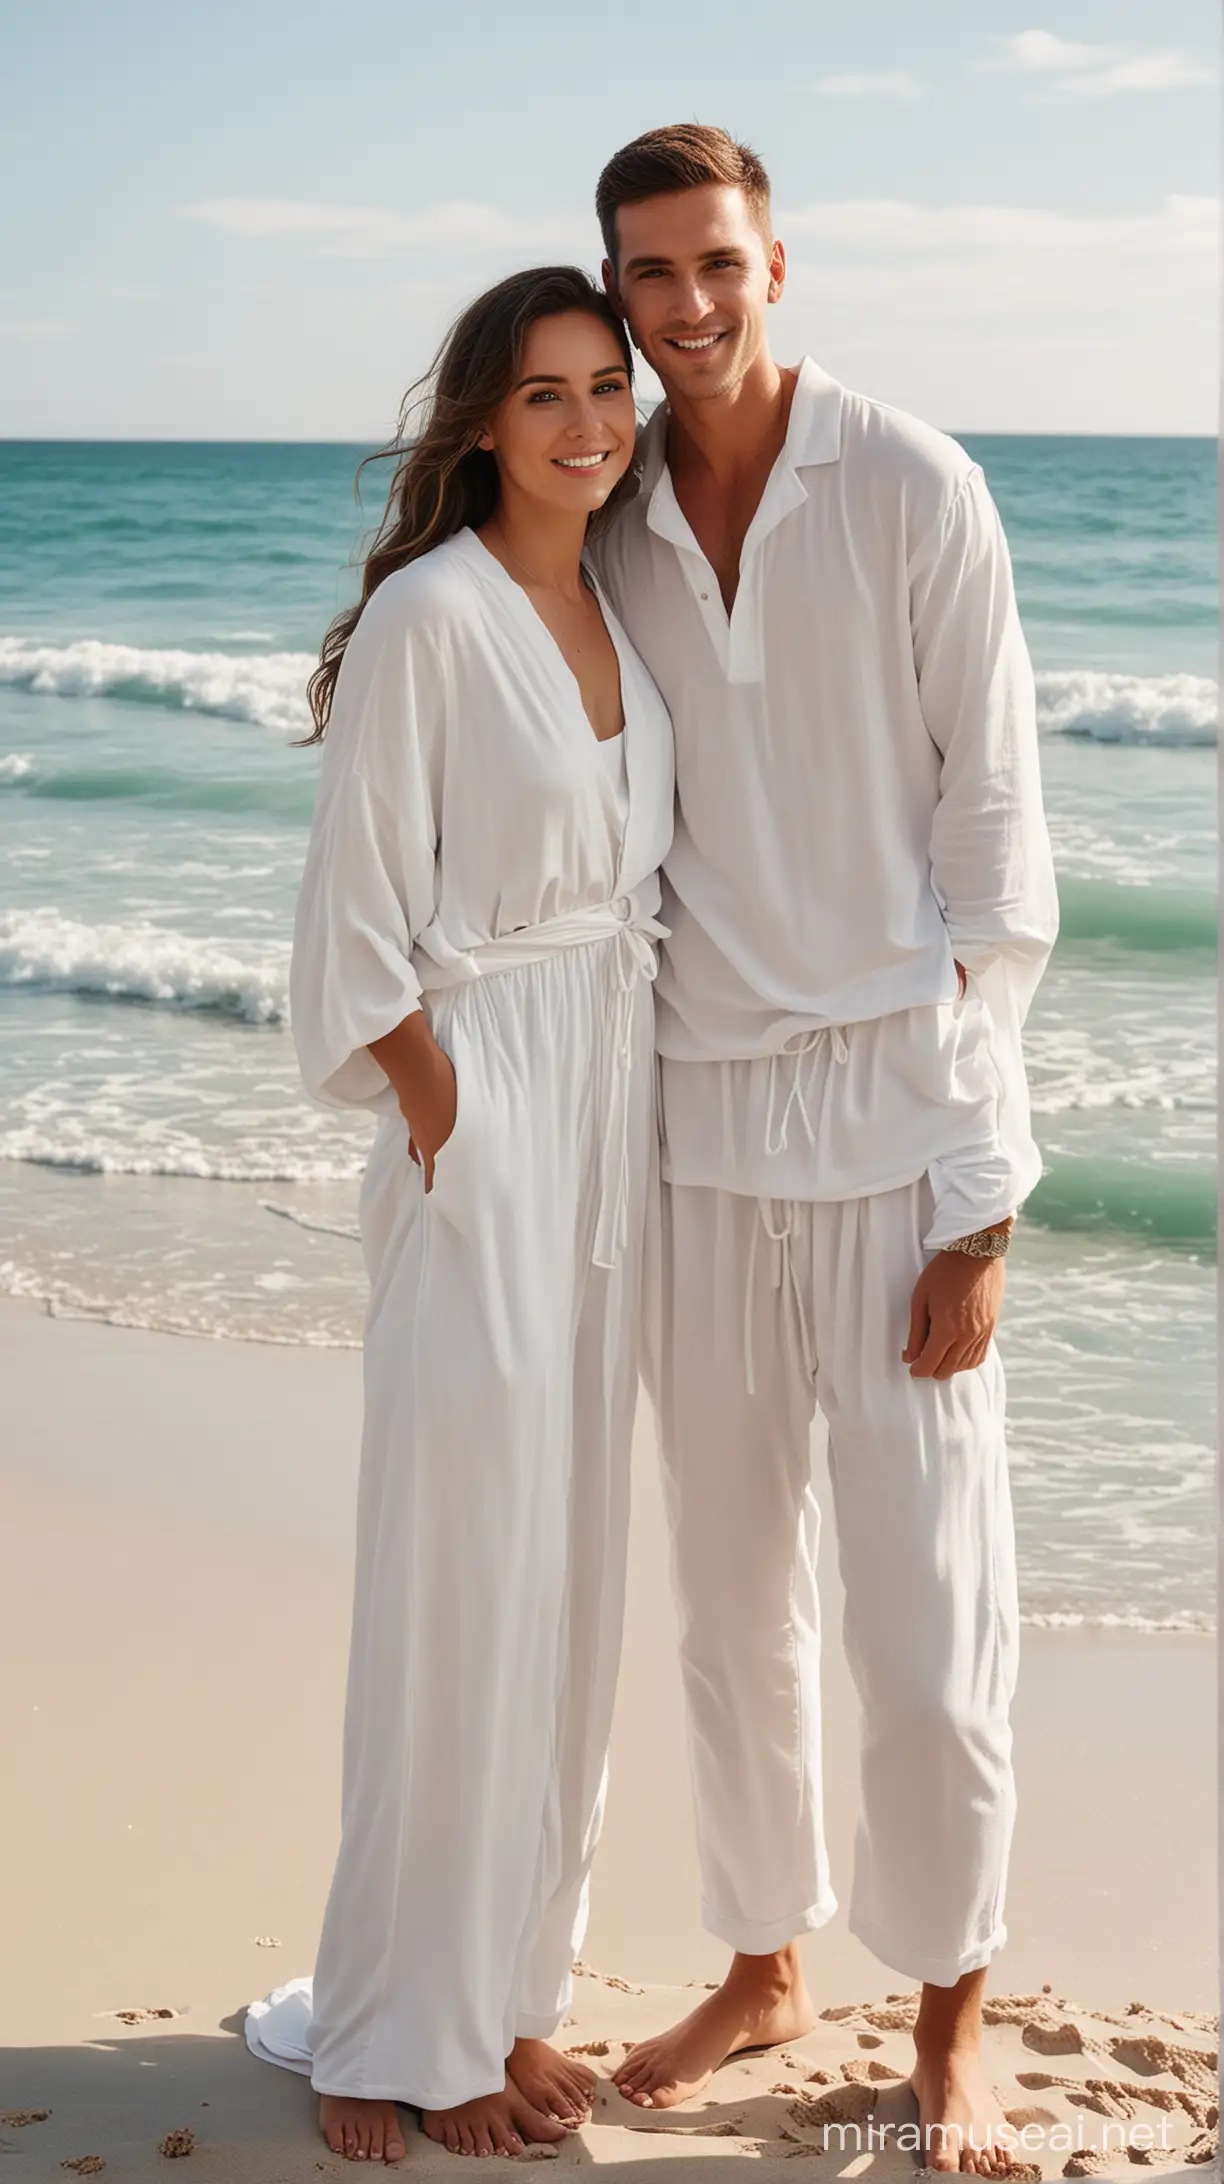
[0, 1296, 1216, 2180]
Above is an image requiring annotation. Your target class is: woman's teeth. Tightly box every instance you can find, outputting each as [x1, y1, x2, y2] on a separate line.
[555, 452, 609, 469]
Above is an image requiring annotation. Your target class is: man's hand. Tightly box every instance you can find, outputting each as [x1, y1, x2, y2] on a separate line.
[903, 1249, 1005, 1379]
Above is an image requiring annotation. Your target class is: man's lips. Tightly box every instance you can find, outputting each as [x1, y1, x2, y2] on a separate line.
[662, 330, 731, 353]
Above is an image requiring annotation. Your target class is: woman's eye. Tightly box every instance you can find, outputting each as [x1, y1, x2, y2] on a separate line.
[594, 379, 626, 395]
[526, 390, 559, 404]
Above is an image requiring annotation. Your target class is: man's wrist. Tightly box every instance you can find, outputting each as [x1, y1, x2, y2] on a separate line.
[939, 1215, 1015, 1260]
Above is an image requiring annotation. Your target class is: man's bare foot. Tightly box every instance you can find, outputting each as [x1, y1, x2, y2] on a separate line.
[911, 1970, 1011, 2176]
[613, 1945, 815, 2110]
[508, 2037, 596, 2125]
[318, 2095, 407, 2164]
[421, 2076, 568, 2159]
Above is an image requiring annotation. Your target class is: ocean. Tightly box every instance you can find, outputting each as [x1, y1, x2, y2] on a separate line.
[0, 433, 1215, 1634]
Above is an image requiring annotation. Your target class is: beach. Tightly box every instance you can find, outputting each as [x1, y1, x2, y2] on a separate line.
[0, 1295, 1215, 2181]
[1, 431, 1216, 1636]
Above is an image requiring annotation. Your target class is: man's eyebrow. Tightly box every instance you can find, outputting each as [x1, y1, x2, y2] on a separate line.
[513, 366, 629, 389]
[621, 244, 745, 273]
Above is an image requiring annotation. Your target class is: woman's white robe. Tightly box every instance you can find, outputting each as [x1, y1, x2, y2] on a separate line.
[245, 528, 674, 2109]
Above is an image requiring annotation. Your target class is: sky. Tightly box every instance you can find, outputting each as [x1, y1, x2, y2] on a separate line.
[1, 0, 1218, 438]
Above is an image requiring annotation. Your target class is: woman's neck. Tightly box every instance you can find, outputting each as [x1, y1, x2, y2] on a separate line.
[479, 490, 589, 601]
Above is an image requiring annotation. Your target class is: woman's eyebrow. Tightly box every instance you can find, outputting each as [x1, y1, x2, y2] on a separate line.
[514, 368, 629, 390]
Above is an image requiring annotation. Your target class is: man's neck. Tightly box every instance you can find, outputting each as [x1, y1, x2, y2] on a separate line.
[663, 351, 798, 490]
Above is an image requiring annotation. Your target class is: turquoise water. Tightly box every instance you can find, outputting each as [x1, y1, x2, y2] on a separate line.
[0, 435, 1215, 1630]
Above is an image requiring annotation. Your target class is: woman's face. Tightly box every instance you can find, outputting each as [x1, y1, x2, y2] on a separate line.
[479, 309, 636, 518]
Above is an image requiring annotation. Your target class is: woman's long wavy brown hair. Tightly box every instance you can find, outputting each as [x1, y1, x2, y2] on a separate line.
[302, 265, 636, 743]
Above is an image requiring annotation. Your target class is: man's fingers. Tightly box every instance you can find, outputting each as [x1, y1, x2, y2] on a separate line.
[407, 1136, 420, 1167]
[909, 1327, 955, 1379]
[902, 1281, 929, 1363]
[423, 1148, 436, 1193]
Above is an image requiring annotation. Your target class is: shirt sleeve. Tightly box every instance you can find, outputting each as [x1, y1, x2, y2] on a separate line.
[288, 588, 443, 1111]
[911, 464, 1060, 1233]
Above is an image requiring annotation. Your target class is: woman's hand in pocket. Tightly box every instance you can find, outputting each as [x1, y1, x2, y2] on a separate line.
[403, 1041, 458, 1191]
[366, 1013, 458, 1193]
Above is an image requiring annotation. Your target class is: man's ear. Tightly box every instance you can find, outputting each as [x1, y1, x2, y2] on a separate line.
[601, 256, 625, 315]
[767, 237, 787, 305]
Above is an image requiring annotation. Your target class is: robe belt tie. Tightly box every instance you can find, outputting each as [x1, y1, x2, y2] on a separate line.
[744, 1023, 850, 1396]
[416, 898, 669, 1272]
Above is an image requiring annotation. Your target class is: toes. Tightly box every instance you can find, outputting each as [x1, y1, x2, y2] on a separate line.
[457, 2120, 476, 2156]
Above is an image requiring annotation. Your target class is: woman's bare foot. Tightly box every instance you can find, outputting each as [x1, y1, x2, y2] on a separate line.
[421, 2077, 569, 2159]
[318, 2095, 407, 2164]
[613, 1945, 815, 2110]
[910, 1968, 1011, 2176]
[508, 2036, 597, 2125]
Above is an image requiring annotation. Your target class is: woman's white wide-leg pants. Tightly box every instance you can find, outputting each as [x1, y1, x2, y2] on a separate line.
[279, 940, 652, 2111]
[645, 1176, 1020, 1986]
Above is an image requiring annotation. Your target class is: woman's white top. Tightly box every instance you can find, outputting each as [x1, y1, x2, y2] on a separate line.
[590, 359, 1059, 1245]
[289, 527, 674, 1120]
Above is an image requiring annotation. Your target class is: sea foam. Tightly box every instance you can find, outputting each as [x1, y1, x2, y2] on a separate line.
[0, 636, 315, 736]
[0, 908, 289, 1024]
[1035, 668, 1217, 747]
[0, 637, 1218, 748]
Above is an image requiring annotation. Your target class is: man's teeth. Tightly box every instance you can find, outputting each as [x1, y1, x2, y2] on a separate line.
[671, 334, 723, 350]
[556, 453, 608, 469]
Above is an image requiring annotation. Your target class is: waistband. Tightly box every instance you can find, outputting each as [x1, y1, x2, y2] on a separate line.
[419, 897, 669, 1271]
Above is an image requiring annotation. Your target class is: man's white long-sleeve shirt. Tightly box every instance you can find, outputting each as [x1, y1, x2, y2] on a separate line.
[589, 358, 1059, 1247]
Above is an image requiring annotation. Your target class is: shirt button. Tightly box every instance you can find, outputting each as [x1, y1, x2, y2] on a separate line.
[700, 591, 709, 601]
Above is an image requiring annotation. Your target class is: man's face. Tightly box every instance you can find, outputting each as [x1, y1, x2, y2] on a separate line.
[604, 183, 784, 404]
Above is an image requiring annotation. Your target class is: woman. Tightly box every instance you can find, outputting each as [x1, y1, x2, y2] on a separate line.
[245, 268, 673, 2162]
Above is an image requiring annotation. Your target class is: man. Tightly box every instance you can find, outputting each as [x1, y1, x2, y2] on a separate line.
[588, 124, 1058, 2176]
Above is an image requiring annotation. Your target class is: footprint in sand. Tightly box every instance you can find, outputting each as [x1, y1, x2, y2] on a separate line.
[1108, 2033, 1218, 2094]
[1, 2111, 50, 2128]
[61, 2163, 106, 2178]
[564, 2040, 609, 2057]
[105, 2006, 179, 2026]
[789, 2084, 877, 2130]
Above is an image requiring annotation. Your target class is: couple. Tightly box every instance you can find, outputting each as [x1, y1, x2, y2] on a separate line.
[246, 123, 1058, 2173]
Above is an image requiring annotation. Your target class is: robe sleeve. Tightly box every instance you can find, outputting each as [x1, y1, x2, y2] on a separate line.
[289, 583, 443, 1112]
[910, 464, 1060, 1230]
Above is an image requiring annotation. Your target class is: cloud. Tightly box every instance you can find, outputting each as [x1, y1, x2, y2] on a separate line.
[1056, 51, 1216, 96]
[809, 70, 923, 99]
[981, 28, 1215, 97]
[1, 318, 75, 339]
[178, 196, 588, 257]
[988, 30, 1114, 72]
[777, 194, 1216, 328]
[781, 195, 1218, 258]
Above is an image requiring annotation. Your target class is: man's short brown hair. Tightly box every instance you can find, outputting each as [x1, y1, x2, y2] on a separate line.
[595, 123, 772, 268]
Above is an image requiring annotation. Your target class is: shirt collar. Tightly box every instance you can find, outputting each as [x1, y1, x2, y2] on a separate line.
[635, 354, 844, 505]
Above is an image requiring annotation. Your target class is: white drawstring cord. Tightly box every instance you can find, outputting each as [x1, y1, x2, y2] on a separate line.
[762, 1024, 849, 1158]
[745, 1023, 849, 1394]
[591, 919, 661, 1271]
[743, 1197, 818, 1398]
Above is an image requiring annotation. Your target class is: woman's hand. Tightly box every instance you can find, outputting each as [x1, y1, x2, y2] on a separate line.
[366, 1012, 458, 1192]
[402, 1042, 458, 1192]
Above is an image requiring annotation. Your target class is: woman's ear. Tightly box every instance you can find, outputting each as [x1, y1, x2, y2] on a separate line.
[476, 427, 495, 452]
